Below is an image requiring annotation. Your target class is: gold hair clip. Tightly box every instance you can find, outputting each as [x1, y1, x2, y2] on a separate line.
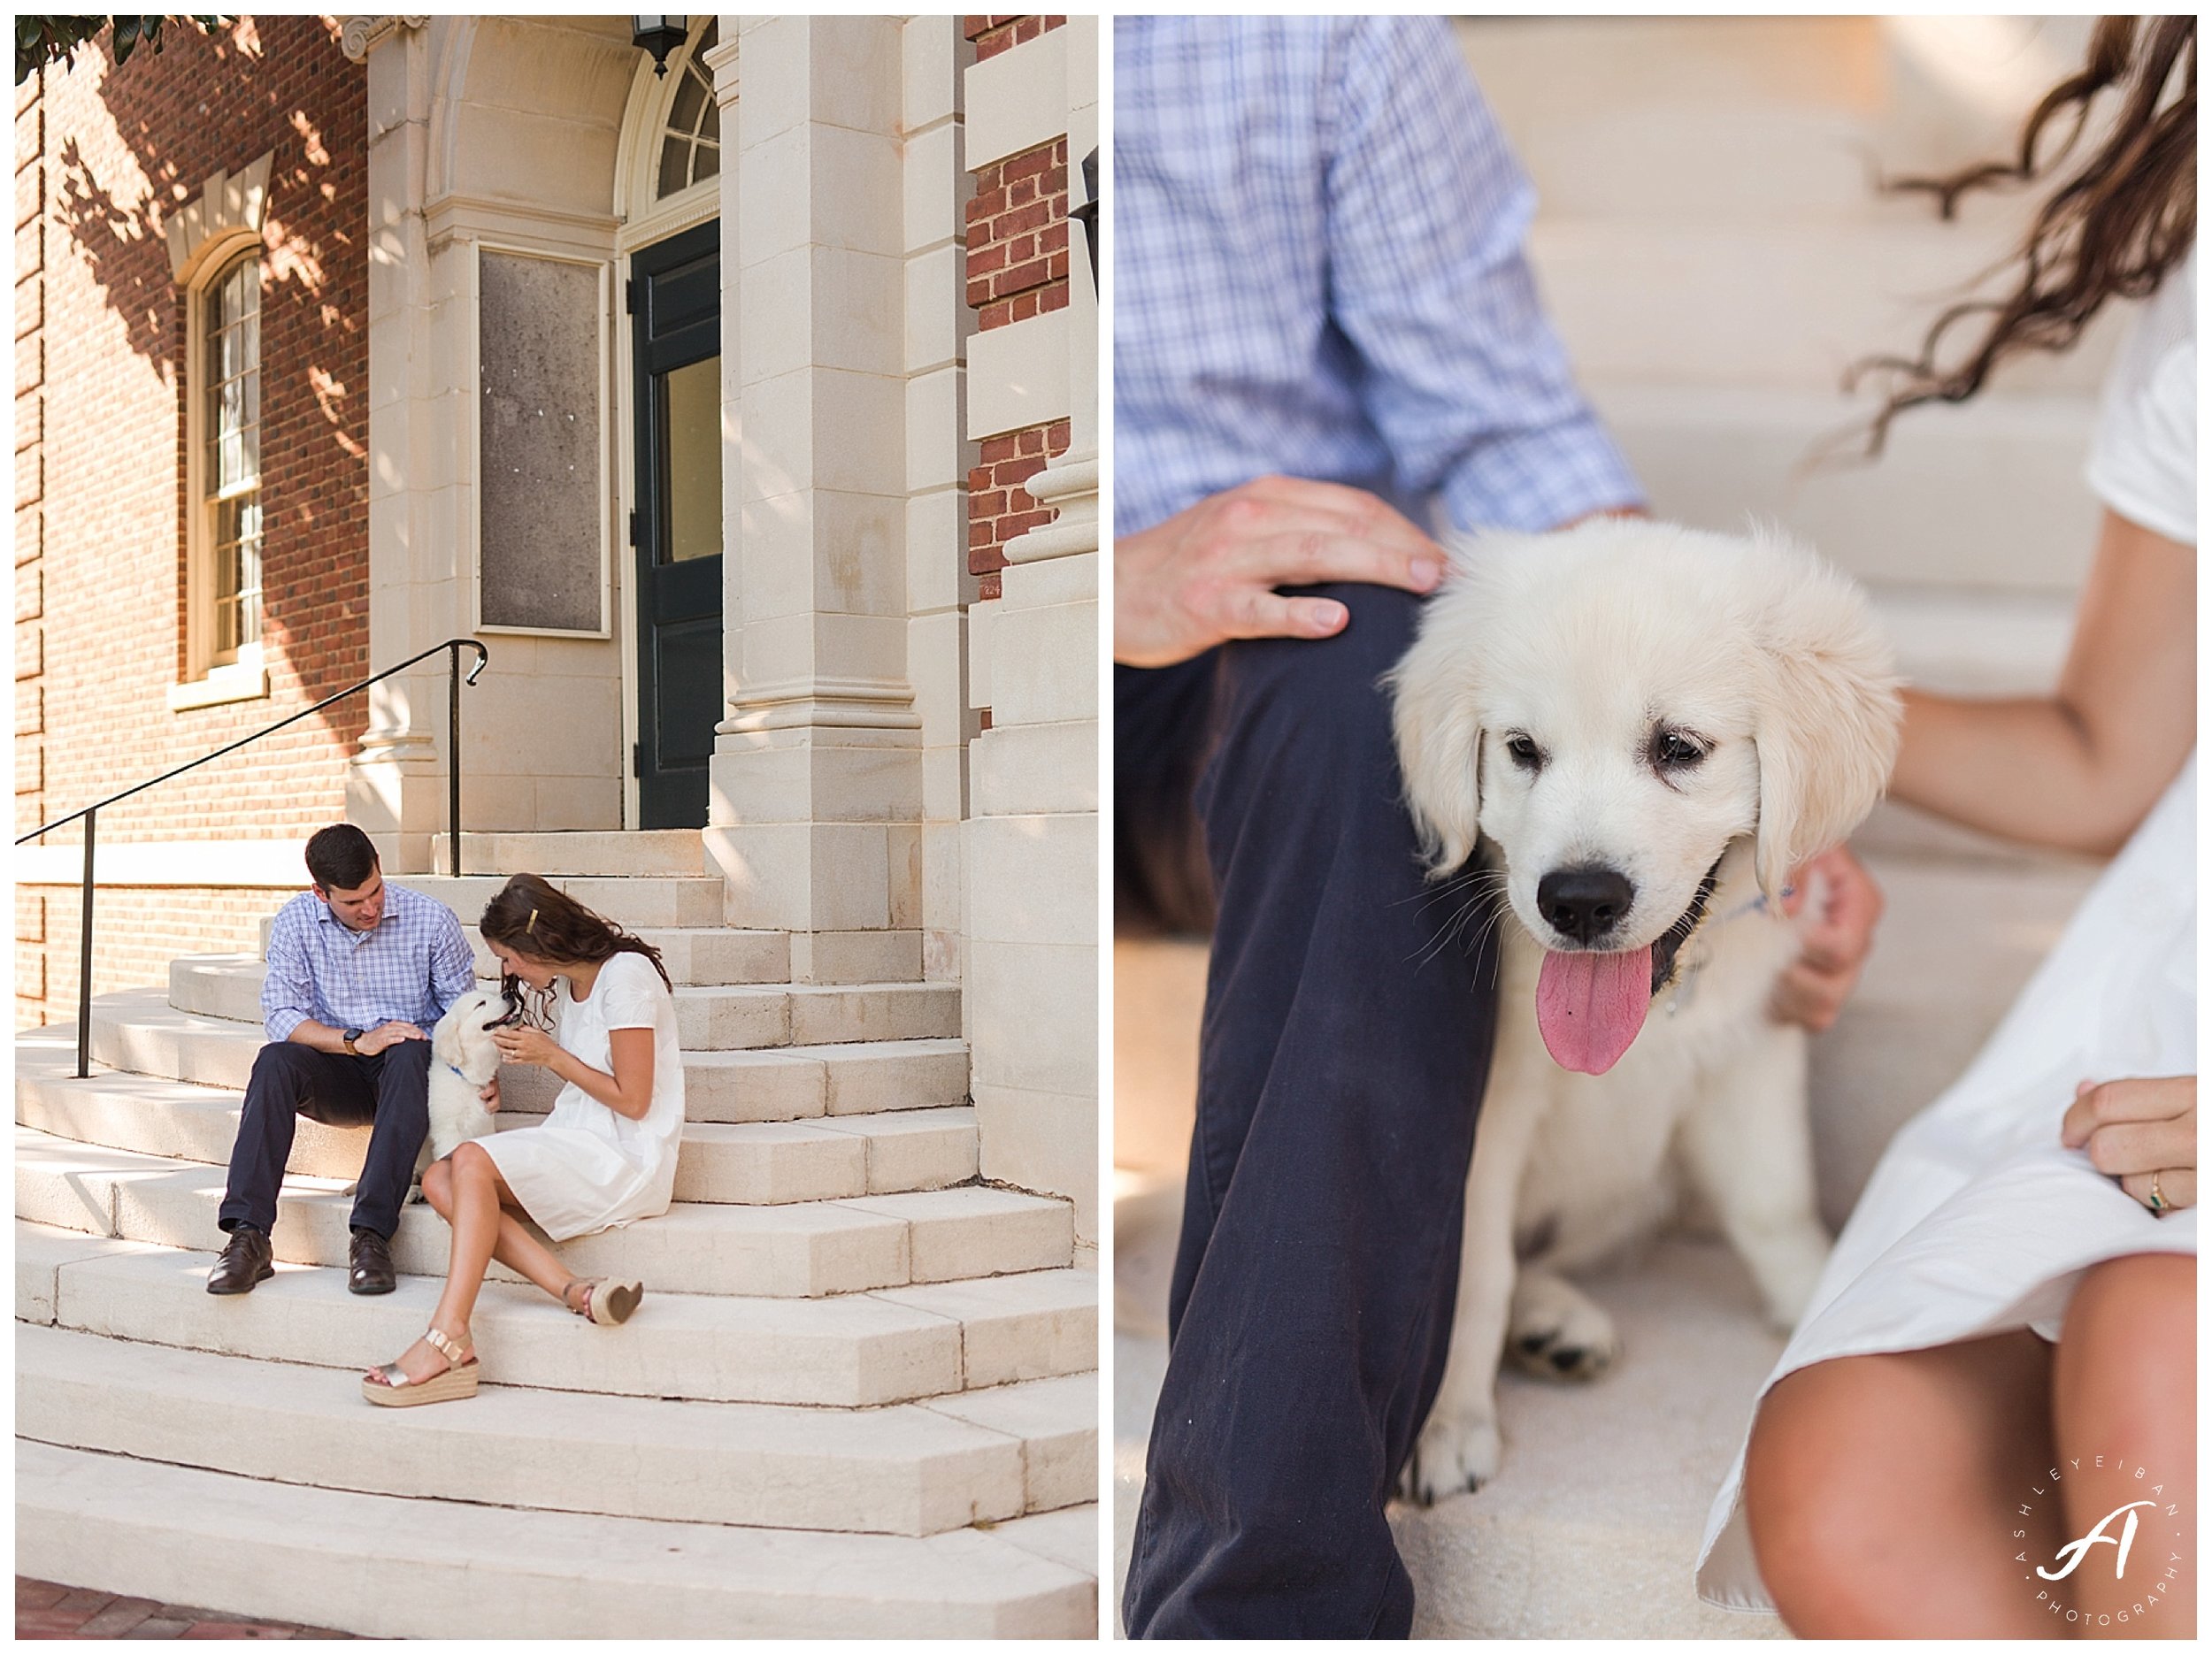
[526, 908, 538, 935]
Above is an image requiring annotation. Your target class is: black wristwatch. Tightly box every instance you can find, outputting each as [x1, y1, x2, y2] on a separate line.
[343, 1027, 364, 1055]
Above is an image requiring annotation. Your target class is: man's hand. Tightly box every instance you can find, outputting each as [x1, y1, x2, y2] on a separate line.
[479, 1075, 501, 1112]
[1114, 475, 1446, 668]
[356, 1021, 426, 1056]
[1769, 846, 1883, 1033]
[2062, 1076, 2196, 1213]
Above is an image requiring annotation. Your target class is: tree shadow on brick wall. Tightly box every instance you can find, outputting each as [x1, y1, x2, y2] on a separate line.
[50, 133, 176, 371]
[41, 19, 375, 823]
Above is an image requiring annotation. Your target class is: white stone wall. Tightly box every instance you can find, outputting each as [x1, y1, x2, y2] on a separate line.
[352, 16, 635, 868]
[963, 19, 1101, 1245]
[703, 15, 925, 987]
[902, 19, 980, 988]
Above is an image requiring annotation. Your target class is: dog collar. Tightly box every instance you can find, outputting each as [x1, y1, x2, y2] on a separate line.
[445, 1061, 472, 1084]
[1662, 884, 1794, 1017]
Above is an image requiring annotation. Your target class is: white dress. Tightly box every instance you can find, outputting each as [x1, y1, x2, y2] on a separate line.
[477, 950, 686, 1242]
[1696, 249, 2199, 1613]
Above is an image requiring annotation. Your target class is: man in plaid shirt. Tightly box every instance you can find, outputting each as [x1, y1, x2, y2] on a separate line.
[1114, 18, 1880, 1636]
[208, 823, 479, 1298]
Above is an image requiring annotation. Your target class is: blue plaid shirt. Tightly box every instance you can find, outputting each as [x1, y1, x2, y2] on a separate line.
[260, 880, 476, 1044]
[1116, 16, 1645, 539]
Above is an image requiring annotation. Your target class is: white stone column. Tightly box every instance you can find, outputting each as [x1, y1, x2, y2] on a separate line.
[963, 18, 1100, 1245]
[902, 18, 978, 985]
[347, 15, 446, 870]
[705, 16, 922, 985]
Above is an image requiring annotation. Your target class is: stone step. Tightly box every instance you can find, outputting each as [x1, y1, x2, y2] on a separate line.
[18, 1440, 1097, 1637]
[47, 1000, 970, 1122]
[165, 960, 960, 1051]
[1115, 1220, 1790, 1637]
[254, 919, 795, 987]
[1459, 16, 2096, 245]
[18, 1130, 1072, 1299]
[21, 1223, 1099, 1407]
[1533, 218, 2124, 396]
[430, 829, 708, 877]
[18, 1044, 979, 1199]
[19, 1323, 1094, 1536]
[1586, 383, 2101, 598]
[1864, 586, 2076, 698]
[404, 872, 730, 931]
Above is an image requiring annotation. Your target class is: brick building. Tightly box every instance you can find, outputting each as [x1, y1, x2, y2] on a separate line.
[17, 13, 1100, 1631]
[17, 16, 372, 1014]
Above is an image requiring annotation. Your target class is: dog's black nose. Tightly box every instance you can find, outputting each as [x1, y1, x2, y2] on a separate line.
[1538, 868, 1634, 944]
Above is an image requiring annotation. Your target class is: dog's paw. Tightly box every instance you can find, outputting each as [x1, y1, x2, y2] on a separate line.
[1400, 1411, 1503, 1506]
[1506, 1273, 1621, 1383]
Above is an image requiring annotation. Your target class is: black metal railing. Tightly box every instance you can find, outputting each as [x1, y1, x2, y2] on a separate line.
[16, 639, 488, 1077]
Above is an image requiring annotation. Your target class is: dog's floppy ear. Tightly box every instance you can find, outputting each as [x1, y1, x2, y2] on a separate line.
[431, 996, 467, 1069]
[1748, 540, 1902, 905]
[1387, 601, 1486, 877]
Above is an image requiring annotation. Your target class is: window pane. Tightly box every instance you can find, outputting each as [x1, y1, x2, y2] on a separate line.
[694, 143, 719, 184]
[202, 255, 264, 666]
[657, 137, 692, 199]
[670, 71, 705, 137]
[658, 356, 722, 564]
[212, 494, 264, 660]
[700, 99, 718, 146]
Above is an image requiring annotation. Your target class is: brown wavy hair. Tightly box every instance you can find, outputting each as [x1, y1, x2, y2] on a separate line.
[479, 873, 672, 1019]
[1853, 16, 2194, 455]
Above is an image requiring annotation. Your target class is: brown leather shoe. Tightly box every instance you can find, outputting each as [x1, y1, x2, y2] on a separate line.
[348, 1228, 396, 1295]
[207, 1226, 273, 1295]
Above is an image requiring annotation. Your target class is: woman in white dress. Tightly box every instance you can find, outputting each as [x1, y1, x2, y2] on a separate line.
[1698, 19, 2195, 1636]
[361, 873, 685, 1406]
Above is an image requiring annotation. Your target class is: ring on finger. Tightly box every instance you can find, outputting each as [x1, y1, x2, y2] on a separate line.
[2148, 1169, 2166, 1214]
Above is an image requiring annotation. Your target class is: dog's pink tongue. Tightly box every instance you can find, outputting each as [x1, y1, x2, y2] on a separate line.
[1535, 947, 1652, 1075]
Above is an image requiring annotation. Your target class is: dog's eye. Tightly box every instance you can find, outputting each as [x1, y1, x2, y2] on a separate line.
[1652, 729, 1708, 770]
[1504, 732, 1544, 772]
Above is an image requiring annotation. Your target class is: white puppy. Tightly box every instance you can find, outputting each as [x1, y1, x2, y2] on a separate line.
[1386, 517, 1900, 1503]
[422, 985, 511, 1166]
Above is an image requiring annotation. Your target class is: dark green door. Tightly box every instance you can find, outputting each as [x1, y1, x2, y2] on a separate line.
[630, 220, 722, 829]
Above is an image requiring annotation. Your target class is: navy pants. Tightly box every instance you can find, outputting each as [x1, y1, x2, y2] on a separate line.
[219, 1038, 432, 1241]
[1119, 584, 1502, 1638]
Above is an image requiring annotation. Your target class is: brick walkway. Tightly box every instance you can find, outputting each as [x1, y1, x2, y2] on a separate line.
[18, 1581, 362, 1639]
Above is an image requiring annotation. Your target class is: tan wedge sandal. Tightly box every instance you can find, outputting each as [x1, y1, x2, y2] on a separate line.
[362, 1325, 479, 1407]
[564, 1276, 643, 1326]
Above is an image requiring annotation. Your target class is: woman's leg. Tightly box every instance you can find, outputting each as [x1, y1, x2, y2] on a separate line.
[423, 1153, 581, 1307]
[487, 1206, 580, 1305]
[426, 1140, 503, 1333]
[2051, 1253, 2195, 1638]
[373, 1144, 511, 1383]
[1745, 1332, 2064, 1636]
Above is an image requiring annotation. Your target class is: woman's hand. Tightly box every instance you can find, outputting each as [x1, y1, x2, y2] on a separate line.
[1769, 846, 1884, 1033]
[2062, 1076, 2196, 1213]
[491, 1025, 560, 1069]
[1114, 476, 1446, 668]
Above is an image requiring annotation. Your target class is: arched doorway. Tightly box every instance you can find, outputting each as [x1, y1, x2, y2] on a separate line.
[615, 19, 725, 829]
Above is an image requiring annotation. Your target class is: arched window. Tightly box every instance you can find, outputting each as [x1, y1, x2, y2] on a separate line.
[202, 249, 264, 663]
[655, 21, 719, 200]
